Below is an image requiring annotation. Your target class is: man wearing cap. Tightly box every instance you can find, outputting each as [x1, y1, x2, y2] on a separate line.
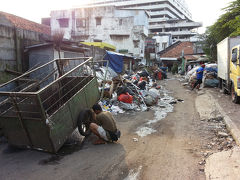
[192, 64, 205, 90]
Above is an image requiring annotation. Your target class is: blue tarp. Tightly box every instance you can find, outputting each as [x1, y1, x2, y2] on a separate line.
[104, 51, 124, 73]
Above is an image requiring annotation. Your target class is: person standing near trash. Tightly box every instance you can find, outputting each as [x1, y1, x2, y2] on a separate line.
[191, 64, 205, 90]
[90, 104, 120, 145]
[187, 64, 192, 72]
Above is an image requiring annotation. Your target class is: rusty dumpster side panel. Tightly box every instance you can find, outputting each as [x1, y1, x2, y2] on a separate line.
[0, 94, 53, 150]
[48, 77, 100, 152]
[0, 57, 100, 153]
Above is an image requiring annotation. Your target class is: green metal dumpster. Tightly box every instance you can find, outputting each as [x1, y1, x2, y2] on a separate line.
[0, 57, 100, 153]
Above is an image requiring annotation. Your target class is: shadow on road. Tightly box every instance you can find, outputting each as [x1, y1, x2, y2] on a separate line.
[0, 134, 129, 180]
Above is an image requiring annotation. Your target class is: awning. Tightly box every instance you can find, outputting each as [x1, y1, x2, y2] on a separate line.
[80, 42, 116, 51]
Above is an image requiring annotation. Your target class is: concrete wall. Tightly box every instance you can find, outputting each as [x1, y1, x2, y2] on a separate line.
[0, 25, 17, 84]
[28, 46, 85, 88]
[28, 46, 54, 87]
[0, 24, 50, 84]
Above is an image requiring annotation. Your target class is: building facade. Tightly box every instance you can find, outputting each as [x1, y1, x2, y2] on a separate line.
[84, 0, 202, 46]
[50, 6, 149, 58]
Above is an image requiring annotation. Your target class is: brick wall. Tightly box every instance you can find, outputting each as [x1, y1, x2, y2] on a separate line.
[161, 42, 194, 58]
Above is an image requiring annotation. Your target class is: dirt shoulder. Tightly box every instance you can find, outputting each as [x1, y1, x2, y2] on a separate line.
[208, 88, 240, 130]
[191, 86, 240, 180]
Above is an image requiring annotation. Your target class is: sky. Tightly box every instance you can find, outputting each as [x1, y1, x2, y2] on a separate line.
[185, 0, 233, 33]
[0, 0, 234, 34]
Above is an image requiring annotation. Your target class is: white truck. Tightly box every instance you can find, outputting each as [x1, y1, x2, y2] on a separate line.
[218, 36, 240, 103]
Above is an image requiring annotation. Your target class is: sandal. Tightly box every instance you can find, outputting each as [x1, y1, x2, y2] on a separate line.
[93, 139, 106, 145]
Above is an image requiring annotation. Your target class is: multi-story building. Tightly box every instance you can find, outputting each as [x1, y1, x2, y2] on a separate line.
[84, 0, 202, 45]
[50, 6, 149, 58]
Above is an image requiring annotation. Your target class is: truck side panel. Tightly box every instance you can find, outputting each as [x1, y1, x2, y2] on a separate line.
[217, 36, 240, 83]
[217, 38, 229, 81]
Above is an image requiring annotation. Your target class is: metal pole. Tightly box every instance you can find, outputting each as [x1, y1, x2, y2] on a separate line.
[100, 60, 109, 100]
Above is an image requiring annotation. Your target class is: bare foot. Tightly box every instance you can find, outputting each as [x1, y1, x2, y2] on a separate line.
[93, 139, 106, 145]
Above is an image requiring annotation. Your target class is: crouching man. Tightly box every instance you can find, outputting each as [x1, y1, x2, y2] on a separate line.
[90, 104, 120, 145]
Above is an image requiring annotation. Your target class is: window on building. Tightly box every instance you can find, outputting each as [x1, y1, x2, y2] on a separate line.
[58, 18, 69, 28]
[162, 42, 167, 50]
[96, 17, 102, 26]
[119, 19, 123, 26]
[94, 39, 102, 42]
[76, 18, 86, 28]
[133, 41, 139, 48]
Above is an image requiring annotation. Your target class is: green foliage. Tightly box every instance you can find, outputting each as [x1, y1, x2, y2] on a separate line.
[204, 0, 240, 61]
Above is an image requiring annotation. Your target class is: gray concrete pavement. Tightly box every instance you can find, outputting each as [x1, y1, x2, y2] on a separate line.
[205, 147, 240, 180]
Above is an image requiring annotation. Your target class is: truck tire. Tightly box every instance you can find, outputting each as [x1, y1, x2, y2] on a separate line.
[77, 109, 93, 136]
[231, 84, 240, 104]
[0, 128, 3, 137]
[222, 85, 228, 94]
[220, 79, 228, 94]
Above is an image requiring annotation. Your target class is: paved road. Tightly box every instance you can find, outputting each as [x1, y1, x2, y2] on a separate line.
[0, 77, 237, 180]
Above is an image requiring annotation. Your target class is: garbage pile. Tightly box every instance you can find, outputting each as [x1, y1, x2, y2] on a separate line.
[185, 64, 219, 88]
[96, 67, 161, 114]
[202, 64, 219, 88]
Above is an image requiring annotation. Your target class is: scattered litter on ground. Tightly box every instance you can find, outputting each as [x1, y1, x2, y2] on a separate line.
[124, 166, 142, 180]
[133, 138, 139, 142]
[198, 160, 206, 165]
[217, 132, 229, 138]
[136, 127, 157, 137]
[136, 86, 175, 137]
[177, 99, 184, 102]
[111, 105, 125, 114]
[195, 116, 236, 167]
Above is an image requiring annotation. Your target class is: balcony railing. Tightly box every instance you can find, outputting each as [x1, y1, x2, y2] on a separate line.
[149, 22, 202, 29]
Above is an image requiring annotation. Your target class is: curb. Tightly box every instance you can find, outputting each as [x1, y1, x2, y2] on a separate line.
[207, 91, 240, 146]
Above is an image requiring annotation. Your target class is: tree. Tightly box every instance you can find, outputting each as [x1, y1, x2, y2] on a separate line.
[52, 30, 65, 76]
[204, 0, 240, 61]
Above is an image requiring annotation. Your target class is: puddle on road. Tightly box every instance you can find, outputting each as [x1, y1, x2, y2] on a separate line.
[38, 142, 85, 165]
[124, 166, 142, 180]
[136, 86, 175, 137]
[39, 131, 86, 165]
[2, 145, 26, 154]
[39, 155, 63, 165]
